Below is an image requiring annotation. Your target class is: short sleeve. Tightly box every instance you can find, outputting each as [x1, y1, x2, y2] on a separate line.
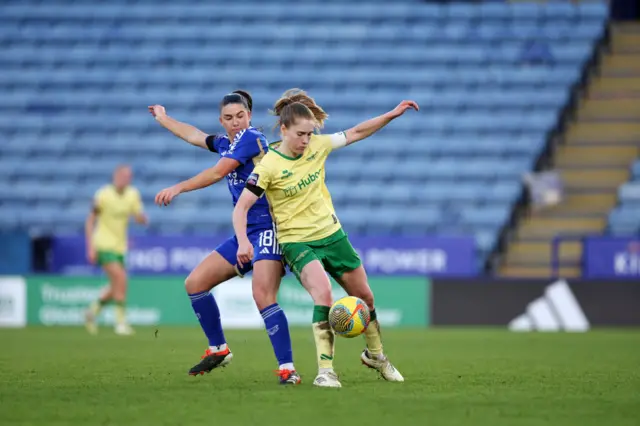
[328, 132, 348, 149]
[224, 130, 265, 165]
[247, 159, 272, 192]
[205, 135, 220, 153]
[313, 133, 346, 154]
[129, 188, 143, 215]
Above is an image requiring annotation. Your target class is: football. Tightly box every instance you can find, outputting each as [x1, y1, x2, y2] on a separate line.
[328, 296, 371, 338]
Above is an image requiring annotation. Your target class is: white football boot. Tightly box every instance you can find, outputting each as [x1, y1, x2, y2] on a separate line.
[313, 370, 342, 388]
[361, 350, 404, 382]
[84, 310, 98, 335]
[115, 323, 135, 336]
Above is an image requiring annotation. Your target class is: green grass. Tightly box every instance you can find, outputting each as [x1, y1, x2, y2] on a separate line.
[0, 327, 639, 426]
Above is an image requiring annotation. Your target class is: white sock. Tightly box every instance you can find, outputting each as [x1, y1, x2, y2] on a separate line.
[319, 367, 334, 375]
[279, 363, 294, 371]
[209, 344, 227, 353]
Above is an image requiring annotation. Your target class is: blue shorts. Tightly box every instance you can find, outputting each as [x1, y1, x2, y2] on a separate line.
[215, 224, 283, 276]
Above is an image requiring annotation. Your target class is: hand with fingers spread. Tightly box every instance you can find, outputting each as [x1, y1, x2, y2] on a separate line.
[386, 100, 419, 120]
[155, 185, 182, 206]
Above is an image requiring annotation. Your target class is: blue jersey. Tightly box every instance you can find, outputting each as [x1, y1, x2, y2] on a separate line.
[205, 127, 273, 226]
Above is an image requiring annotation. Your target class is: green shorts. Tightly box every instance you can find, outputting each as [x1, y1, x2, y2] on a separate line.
[281, 229, 362, 282]
[96, 251, 126, 266]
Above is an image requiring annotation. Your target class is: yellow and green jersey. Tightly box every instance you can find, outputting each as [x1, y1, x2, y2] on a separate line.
[248, 134, 345, 243]
[92, 184, 143, 254]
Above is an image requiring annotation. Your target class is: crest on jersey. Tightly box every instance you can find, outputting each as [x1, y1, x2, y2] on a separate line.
[247, 172, 259, 186]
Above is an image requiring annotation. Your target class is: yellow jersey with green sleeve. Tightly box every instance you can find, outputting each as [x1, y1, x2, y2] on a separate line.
[92, 184, 143, 254]
[246, 132, 347, 244]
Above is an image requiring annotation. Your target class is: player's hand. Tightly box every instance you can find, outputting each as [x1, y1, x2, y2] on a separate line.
[155, 185, 181, 206]
[135, 213, 149, 225]
[387, 100, 419, 119]
[87, 247, 97, 265]
[148, 105, 167, 121]
[237, 239, 254, 267]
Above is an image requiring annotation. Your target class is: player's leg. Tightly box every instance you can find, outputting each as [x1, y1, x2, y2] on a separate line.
[325, 238, 404, 382]
[282, 242, 340, 388]
[104, 257, 134, 336]
[250, 226, 300, 384]
[85, 253, 116, 334]
[185, 240, 238, 376]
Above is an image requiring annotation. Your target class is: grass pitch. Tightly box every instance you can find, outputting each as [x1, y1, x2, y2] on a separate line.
[0, 327, 638, 426]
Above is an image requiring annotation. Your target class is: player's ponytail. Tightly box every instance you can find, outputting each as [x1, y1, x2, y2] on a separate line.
[271, 88, 328, 129]
[274, 102, 316, 131]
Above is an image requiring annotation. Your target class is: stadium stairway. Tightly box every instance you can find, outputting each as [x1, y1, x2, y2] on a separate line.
[500, 22, 640, 278]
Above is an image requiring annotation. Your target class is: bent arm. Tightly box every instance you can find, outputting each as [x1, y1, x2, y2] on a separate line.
[233, 189, 260, 245]
[176, 157, 240, 194]
[156, 115, 210, 149]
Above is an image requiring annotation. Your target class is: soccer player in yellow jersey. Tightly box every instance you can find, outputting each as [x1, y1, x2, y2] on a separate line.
[84, 165, 148, 336]
[233, 89, 418, 387]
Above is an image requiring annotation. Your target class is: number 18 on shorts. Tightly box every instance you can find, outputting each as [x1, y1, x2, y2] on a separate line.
[215, 226, 283, 276]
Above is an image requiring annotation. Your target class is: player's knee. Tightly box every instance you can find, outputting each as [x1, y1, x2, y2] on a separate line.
[184, 274, 206, 294]
[309, 284, 333, 306]
[355, 287, 374, 310]
[252, 286, 276, 311]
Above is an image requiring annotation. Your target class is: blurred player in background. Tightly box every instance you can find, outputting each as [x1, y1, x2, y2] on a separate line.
[233, 89, 418, 388]
[149, 91, 300, 384]
[85, 164, 148, 336]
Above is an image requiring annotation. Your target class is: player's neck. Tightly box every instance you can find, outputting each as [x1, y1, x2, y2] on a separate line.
[277, 142, 298, 159]
[113, 185, 127, 194]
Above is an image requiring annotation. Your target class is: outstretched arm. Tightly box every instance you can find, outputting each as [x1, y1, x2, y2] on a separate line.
[149, 105, 210, 149]
[233, 189, 261, 266]
[341, 100, 419, 147]
[155, 157, 240, 206]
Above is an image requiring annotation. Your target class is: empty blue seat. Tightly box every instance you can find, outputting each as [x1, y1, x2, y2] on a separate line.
[0, 0, 608, 266]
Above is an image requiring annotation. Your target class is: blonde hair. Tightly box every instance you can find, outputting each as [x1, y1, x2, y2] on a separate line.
[271, 88, 328, 130]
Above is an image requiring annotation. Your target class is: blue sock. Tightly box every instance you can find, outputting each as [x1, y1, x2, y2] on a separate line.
[260, 303, 293, 367]
[189, 291, 226, 348]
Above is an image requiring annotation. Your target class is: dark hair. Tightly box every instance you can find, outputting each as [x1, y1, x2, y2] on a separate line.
[271, 88, 328, 129]
[219, 89, 253, 112]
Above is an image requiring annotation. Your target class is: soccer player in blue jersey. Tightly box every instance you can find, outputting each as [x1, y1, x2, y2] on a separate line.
[148, 91, 300, 385]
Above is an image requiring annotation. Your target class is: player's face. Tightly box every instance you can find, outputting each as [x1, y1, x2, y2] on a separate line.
[113, 167, 132, 190]
[219, 104, 251, 139]
[282, 118, 315, 155]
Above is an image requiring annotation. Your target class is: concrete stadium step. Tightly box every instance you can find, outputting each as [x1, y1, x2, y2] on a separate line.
[564, 122, 640, 144]
[560, 168, 630, 190]
[517, 217, 605, 239]
[499, 265, 580, 278]
[505, 240, 581, 265]
[601, 54, 640, 72]
[591, 76, 640, 92]
[534, 192, 618, 217]
[610, 33, 640, 53]
[554, 191, 617, 210]
[554, 143, 639, 166]
[578, 98, 640, 120]
[613, 22, 640, 33]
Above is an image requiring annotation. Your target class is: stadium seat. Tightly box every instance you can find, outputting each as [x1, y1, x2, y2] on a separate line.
[0, 0, 607, 266]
